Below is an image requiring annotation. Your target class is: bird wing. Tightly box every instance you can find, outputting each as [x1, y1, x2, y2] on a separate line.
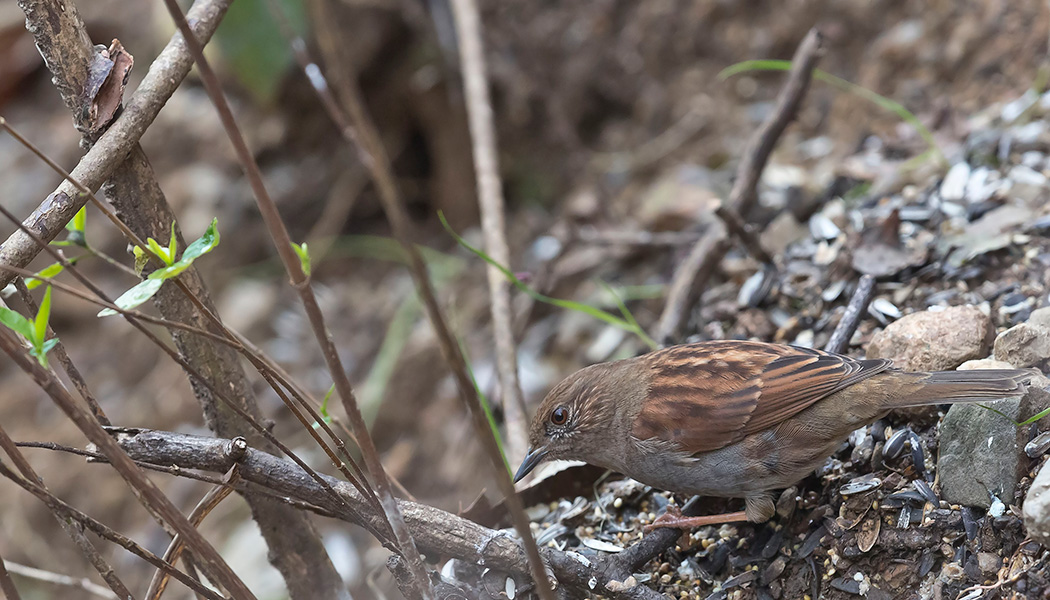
[631, 341, 892, 454]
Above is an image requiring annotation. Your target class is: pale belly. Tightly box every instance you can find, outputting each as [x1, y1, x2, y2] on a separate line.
[620, 420, 864, 498]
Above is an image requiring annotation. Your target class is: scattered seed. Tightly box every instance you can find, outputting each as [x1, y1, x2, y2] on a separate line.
[1026, 430, 1050, 458]
[839, 475, 882, 496]
[883, 428, 909, 460]
[914, 479, 939, 505]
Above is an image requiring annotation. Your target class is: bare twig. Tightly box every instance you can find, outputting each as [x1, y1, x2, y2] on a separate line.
[0, 549, 23, 600]
[824, 274, 876, 354]
[158, 2, 432, 597]
[110, 428, 665, 600]
[3, 561, 117, 600]
[0, 461, 225, 600]
[306, 1, 555, 596]
[656, 28, 824, 344]
[0, 328, 256, 599]
[0, 178, 385, 550]
[449, 0, 529, 463]
[714, 205, 774, 264]
[0, 0, 232, 287]
[145, 466, 239, 600]
[0, 423, 133, 600]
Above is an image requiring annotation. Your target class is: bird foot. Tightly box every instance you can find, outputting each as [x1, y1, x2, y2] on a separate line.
[643, 505, 749, 532]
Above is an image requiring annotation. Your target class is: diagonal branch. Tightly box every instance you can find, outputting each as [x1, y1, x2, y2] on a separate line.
[305, 0, 555, 596]
[158, 1, 433, 597]
[0, 328, 257, 600]
[656, 28, 824, 344]
[449, 0, 530, 464]
[0, 0, 230, 287]
[0, 422, 132, 599]
[109, 428, 666, 600]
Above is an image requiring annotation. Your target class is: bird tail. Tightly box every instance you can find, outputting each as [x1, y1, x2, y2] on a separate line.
[887, 369, 1033, 407]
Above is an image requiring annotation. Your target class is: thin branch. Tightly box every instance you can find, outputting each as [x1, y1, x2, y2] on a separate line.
[656, 28, 824, 344]
[449, 0, 529, 464]
[2, 561, 117, 600]
[157, 2, 432, 597]
[0, 420, 133, 599]
[0, 461, 225, 600]
[145, 466, 239, 600]
[17, 439, 341, 517]
[109, 428, 665, 600]
[306, 0, 555, 596]
[0, 549, 23, 600]
[714, 205, 774, 265]
[824, 274, 876, 354]
[0, 0, 232, 287]
[0, 328, 257, 600]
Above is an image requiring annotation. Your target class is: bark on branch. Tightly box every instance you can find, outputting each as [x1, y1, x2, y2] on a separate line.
[107, 428, 666, 600]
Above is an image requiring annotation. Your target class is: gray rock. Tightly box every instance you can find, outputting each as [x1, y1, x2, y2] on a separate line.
[1024, 460, 1050, 545]
[938, 360, 1050, 510]
[938, 396, 1022, 509]
[1029, 306, 1050, 329]
[993, 322, 1050, 371]
[868, 305, 995, 371]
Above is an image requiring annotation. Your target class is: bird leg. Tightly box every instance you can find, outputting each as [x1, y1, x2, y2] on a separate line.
[643, 504, 749, 532]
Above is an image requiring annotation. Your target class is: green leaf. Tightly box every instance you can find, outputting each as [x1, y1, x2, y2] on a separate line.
[312, 384, 336, 429]
[73, 206, 86, 232]
[65, 206, 86, 234]
[147, 237, 172, 266]
[167, 222, 178, 264]
[147, 262, 190, 281]
[26, 262, 66, 290]
[98, 278, 165, 317]
[292, 241, 311, 276]
[132, 245, 150, 274]
[181, 218, 220, 262]
[146, 219, 221, 281]
[34, 286, 52, 346]
[31, 337, 60, 368]
[0, 306, 35, 340]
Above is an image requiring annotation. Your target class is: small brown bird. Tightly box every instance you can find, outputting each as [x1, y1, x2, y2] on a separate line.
[514, 341, 1032, 528]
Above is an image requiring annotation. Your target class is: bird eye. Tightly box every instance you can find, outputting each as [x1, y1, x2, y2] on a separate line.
[550, 406, 569, 425]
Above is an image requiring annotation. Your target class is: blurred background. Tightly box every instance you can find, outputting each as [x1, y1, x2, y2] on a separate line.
[1, 0, 1049, 598]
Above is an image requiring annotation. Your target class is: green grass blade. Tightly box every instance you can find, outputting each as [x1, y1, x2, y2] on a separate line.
[718, 60, 944, 164]
[438, 212, 652, 343]
[457, 336, 509, 475]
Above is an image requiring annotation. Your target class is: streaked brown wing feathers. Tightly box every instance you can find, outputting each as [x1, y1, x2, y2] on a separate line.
[631, 341, 892, 454]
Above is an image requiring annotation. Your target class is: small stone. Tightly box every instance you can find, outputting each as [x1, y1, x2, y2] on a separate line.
[867, 305, 995, 371]
[762, 212, 808, 255]
[1029, 306, 1050, 329]
[993, 322, 1050, 370]
[976, 552, 1001, 575]
[1009, 164, 1048, 187]
[1023, 461, 1050, 545]
[941, 163, 972, 201]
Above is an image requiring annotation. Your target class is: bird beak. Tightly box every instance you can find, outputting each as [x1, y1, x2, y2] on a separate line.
[513, 446, 549, 483]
